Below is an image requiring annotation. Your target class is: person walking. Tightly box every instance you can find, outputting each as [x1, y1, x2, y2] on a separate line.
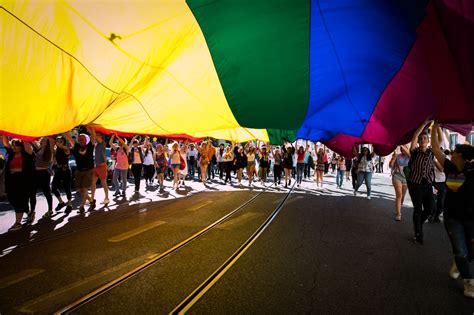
[65, 130, 95, 213]
[90, 130, 109, 207]
[259, 145, 270, 184]
[353, 146, 375, 200]
[222, 142, 235, 184]
[154, 143, 168, 191]
[109, 135, 129, 197]
[296, 146, 305, 187]
[30, 137, 54, 219]
[3, 137, 34, 231]
[431, 123, 474, 298]
[51, 136, 73, 213]
[336, 155, 346, 189]
[273, 146, 282, 186]
[407, 120, 435, 245]
[129, 135, 144, 192]
[389, 145, 410, 221]
[315, 147, 325, 188]
[143, 139, 156, 187]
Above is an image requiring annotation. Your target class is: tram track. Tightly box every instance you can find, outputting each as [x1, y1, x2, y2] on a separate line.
[55, 183, 295, 314]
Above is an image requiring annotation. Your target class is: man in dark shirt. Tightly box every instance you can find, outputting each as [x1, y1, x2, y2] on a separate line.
[66, 130, 95, 213]
[432, 123, 474, 299]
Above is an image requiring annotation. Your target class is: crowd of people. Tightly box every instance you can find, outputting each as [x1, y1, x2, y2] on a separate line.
[0, 127, 379, 230]
[1, 122, 473, 299]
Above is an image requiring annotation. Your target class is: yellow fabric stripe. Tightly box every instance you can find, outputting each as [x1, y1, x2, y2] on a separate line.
[1, 0, 268, 142]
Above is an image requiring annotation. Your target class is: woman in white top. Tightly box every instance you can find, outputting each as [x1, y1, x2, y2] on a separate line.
[430, 153, 447, 222]
[353, 146, 375, 200]
[142, 139, 155, 186]
[222, 142, 235, 184]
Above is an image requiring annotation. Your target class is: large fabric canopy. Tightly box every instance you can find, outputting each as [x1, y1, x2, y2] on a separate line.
[1, 0, 473, 155]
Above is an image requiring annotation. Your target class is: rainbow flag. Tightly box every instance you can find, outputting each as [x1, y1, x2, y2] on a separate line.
[1, 0, 473, 155]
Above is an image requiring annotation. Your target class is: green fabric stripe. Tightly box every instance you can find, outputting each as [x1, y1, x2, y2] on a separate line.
[187, 0, 310, 130]
[267, 129, 297, 145]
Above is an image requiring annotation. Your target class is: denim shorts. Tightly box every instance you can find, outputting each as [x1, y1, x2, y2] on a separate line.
[392, 173, 407, 185]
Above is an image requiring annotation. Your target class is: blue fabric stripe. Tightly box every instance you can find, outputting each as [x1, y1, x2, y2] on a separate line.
[297, 0, 427, 141]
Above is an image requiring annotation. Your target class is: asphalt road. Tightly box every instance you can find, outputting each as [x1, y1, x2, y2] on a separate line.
[0, 173, 473, 314]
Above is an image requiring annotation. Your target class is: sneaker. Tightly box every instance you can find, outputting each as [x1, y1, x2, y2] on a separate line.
[413, 237, 424, 245]
[55, 202, 66, 211]
[88, 199, 96, 211]
[450, 262, 460, 279]
[8, 223, 22, 231]
[26, 212, 35, 224]
[353, 190, 357, 196]
[367, 195, 371, 200]
[65, 205, 73, 213]
[289, 180, 291, 185]
[102, 198, 110, 205]
[113, 190, 121, 197]
[122, 191, 126, 197]
[42, 211, 52, 219]
[464, 279, 474, 298]
[79, 206, 85, 214]
[395, 214, 401, 221]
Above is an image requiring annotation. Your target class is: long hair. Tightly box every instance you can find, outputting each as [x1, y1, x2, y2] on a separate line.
[358, 147, 372, 161]
[41, 138, 53, 161]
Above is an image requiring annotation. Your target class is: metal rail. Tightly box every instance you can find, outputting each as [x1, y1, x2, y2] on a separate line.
[55, 189, 268, 314]
[170, 182, 295, 314]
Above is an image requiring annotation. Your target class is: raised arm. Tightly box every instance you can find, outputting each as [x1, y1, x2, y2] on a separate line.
[400, 144, 410, 157]
[130, 135, 139, 146]
[410, 119, 431, 152]
[118, 136, 129, 152]
[31, 139, 40, 150]
[87, 126, 96, 144]
[56, 138, 70, 155]
[109, 134, 115, 148]
[23, 141, 33, 155]
[430, 122, 445, 166]
[2, 135, 11, 149]
[64, 132, 75, 148]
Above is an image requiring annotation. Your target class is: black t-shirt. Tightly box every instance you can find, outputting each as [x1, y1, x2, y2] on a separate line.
[73, 143, 94, 171]
[443, 159, 474, 220]
[55, 147, 70, 166]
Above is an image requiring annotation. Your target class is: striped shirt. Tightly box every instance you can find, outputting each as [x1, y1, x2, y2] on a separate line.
[409, 147, 435, 184]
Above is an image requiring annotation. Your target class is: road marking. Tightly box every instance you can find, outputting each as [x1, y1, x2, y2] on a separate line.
[187, 200, 213, 211]
[108, 220, 166, 242]
[17, 253, 156, 314]
[0, 269, 45, 289]
[216, 212, 262, 230]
